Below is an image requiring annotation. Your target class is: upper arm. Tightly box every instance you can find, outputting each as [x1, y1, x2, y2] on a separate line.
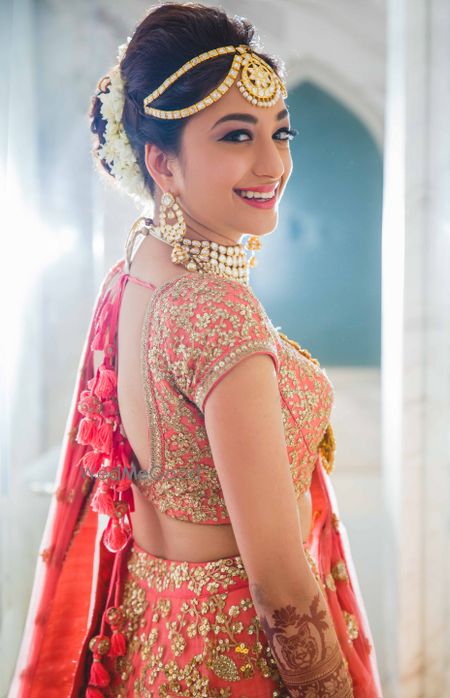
[203, 351, 310, 596]
[164, 278, 308, 589]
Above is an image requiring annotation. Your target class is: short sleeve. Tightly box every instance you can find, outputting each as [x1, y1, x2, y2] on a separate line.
[162, 276, 280, 413]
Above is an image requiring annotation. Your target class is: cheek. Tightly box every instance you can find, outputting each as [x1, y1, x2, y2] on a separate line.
[184, 144, 246, 199]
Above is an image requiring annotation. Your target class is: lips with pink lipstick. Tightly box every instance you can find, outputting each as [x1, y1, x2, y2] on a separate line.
[233, 182, 280, 209]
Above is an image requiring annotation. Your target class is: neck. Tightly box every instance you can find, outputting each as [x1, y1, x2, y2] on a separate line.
[125, 215, 251, 286]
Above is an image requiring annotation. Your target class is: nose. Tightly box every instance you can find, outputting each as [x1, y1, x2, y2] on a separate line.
[251, 135, 287, 182]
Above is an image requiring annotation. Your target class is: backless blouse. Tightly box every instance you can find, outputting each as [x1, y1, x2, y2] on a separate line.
[132, 272, 334, 524]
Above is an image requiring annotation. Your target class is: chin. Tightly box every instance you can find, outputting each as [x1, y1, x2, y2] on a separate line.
[247, 214, 278, 236]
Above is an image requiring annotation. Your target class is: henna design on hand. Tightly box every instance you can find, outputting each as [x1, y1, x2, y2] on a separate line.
[258, 592, 353, 697]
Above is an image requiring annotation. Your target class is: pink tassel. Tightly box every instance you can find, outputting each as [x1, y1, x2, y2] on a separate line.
[91, 300, 111, 348]
[104, 606, 126, 658]
[87, 634, 111, 691]
[109, 630, 126, 657]
[91, 485, 115, 517]
[78, 393, 100, 417]
[101, 399, 118, 418]
[88, 659, 110, 687]
[94, 366, 117, 400]
[93, 421, 114, 453]
[80, 451, 103, 476]
[76, 418, 97, 445]
[115, 477, 131, 493]
[103, 518, 130, 553]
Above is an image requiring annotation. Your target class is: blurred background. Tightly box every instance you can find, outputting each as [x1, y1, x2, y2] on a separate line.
[1, 1, 449, 696]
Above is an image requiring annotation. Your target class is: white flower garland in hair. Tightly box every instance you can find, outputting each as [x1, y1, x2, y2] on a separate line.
[96, 38, 152, 208]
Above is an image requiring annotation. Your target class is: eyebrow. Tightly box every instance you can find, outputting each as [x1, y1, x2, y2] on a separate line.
[211, 108, 289, 129]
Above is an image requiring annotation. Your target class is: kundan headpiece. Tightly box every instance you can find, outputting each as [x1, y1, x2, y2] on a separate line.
[143, 44, 287, 119]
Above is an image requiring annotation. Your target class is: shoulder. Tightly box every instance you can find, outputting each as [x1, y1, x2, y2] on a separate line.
[153, 273, 277, 340]
[154, 272, 257, 306]
[149, 273, 280, 411]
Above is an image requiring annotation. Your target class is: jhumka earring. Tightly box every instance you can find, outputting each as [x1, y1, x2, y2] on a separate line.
[158, 191, 188, 265]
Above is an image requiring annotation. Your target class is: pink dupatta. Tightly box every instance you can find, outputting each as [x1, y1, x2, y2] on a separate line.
[309, 456, 383, 696]
[8, 260, 151, 697]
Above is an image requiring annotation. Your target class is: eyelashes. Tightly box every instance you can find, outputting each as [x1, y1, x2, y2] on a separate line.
[220, 126, 299, 143]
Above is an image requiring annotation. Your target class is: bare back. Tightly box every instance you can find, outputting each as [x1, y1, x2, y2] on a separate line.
[116, 235, 312, 562]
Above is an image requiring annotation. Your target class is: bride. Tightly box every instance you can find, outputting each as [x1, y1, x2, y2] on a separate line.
[9, 3, 382, 696]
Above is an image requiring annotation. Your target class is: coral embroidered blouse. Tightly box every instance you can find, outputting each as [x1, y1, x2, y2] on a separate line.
[134, 272, 334, 524]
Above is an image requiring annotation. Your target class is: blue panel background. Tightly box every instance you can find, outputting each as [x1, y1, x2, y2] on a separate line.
[251, 81, 383, 366]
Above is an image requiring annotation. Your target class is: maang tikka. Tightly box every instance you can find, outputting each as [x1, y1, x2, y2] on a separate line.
[125, 192, 262, 287]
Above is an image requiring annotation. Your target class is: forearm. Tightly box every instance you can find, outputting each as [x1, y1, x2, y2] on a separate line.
[250, 566, 354, 697]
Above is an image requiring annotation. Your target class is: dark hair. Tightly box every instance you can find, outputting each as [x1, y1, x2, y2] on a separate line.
[89, 2, 285, 201]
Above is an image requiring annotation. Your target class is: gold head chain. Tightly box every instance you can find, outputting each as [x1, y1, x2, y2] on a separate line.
[142, 44, 287, 119]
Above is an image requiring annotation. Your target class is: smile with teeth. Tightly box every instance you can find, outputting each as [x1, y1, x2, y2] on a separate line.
[235, 186, 278, 200]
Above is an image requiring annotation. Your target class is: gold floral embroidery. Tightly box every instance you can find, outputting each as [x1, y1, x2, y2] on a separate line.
[343, 611, 359, 641]
[127, 548, 249, 596]
[303, 547, 321, 586]
[325, 573, 337, 591]
[332, 560, 349, 582]
[277, 334, 334, 497]
[318, 422, 336, 474]
[107, 545, 288, 697]
[137, 273, 335, 524]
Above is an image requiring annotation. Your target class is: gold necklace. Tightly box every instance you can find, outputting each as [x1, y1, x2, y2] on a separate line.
[126, 217, 252, 286]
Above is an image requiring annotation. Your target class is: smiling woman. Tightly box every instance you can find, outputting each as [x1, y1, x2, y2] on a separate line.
[8, 3, 381, 698]
[138, 82, 296, 247]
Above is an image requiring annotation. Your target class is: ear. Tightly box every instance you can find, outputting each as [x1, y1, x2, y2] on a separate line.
[144, 142, 176, 192]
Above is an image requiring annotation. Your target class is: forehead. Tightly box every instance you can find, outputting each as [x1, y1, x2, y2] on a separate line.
[185, 82, 288, 131]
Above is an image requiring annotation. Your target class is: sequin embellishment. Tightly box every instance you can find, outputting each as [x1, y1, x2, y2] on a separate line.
[105, 543, 301, 696]
[136, 274, 335, 524]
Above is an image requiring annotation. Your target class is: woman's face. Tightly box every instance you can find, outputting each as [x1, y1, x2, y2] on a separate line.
[146, 81, 294, 244]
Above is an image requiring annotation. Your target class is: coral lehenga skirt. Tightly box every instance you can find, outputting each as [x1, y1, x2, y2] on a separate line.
[101, 459, 381, 698]
[102, 539, 320, 697]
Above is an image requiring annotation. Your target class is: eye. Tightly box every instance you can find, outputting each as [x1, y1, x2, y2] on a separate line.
[275, 126, 299, 141]
[220, 126, 299, 143]
[219, 128, 252, 143]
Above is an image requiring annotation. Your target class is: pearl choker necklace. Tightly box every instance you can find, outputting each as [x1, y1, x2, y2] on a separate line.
[134, 218, 251, 286]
